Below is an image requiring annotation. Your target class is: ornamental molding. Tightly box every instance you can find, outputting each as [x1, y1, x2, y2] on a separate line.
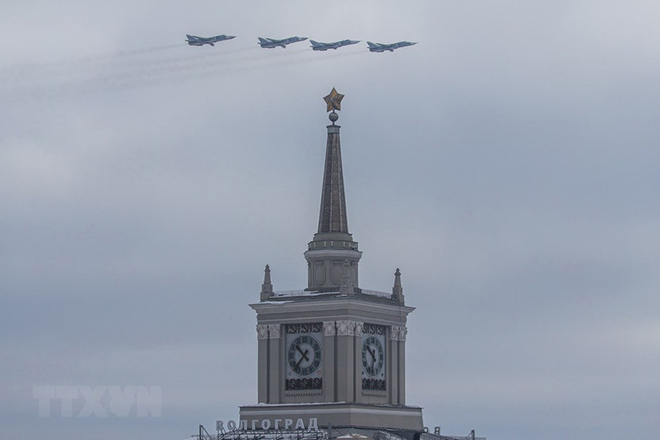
[390, 325, 408, 341]
[363, 323, 386, 335]
[285, 377, 323, 391]
[304, 249, 363, 260]
[362, 378, 386, 391]
[287, 323, 323, 334]
[257, 324, 269, 340]
[323, 321, 336, 336]
[336, 320, 357, 336]
[268, 324, 281, 339]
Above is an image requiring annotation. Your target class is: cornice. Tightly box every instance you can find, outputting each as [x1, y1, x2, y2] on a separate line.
[251, 297, 415, 317]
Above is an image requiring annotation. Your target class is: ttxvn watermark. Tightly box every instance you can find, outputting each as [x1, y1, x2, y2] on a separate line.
[33, 385, 161, 417]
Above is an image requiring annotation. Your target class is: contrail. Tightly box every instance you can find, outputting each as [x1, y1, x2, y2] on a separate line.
[96, 49, 363, 92]
[0, 43, 181, 79]
[0, 43, 249, 85]
[104, 43, 183, 58]
[0, 45, 303, 88]
[0, 45, 266, 89]
[85, 47, 313, 91]
[0, 47, 364, 101]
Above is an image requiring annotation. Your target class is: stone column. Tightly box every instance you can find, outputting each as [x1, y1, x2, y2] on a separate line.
[323, 321, 336, 402]
[353, 322, 364, 402]
[399, 326, 407, 405]
[336, 320, 357, 402]
[256, 324, 269, 403]
[267, 324, 281, 403]
[389, 326, 400, 405]
[390, 325, 408, 405]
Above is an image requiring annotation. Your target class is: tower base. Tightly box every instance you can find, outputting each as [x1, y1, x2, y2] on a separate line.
[240, 402, 424, 431]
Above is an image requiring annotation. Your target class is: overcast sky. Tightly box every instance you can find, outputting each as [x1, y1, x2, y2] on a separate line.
[1, 1, 659, 439]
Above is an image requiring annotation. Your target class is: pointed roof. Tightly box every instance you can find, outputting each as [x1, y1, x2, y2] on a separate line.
[317, 122, 349, 234]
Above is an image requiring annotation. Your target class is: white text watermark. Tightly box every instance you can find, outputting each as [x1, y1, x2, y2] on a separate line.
[33, 385, 161, 417]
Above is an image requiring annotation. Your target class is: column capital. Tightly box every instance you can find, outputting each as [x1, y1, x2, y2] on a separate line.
[354, 322, 364, 337]
[323, 321, 336, 336]
[268, 324, 281, 339]
[391, 325, 408, 341]
[257, 324, 269, 340]
[336, 320, 358, 336]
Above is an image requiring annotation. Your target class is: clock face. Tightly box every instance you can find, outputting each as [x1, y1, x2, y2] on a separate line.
[285, 323, 323, 391]
[287, 334, 322, 377]
[362, 335, 385, 377]
[362, 324, 386, 391]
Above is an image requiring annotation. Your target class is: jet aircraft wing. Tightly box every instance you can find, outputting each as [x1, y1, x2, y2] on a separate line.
[310, 39, 360, 51]
[366, 41, 416, 52]
[186, 34, 235, 46]
[258, 36, 308, 48]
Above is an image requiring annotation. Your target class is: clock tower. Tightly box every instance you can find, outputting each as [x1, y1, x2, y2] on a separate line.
[239, 90, 424, 431]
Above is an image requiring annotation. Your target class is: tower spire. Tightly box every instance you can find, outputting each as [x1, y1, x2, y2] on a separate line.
[304, 88, 362, 292]
[318, 119, 348, 233]
[318, 87, 348, 234]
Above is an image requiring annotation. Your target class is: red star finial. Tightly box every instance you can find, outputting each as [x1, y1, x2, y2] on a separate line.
[323, 88, 344, 112]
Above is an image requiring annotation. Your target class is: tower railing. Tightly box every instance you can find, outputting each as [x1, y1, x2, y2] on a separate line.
[192, 427, 328, 440]
[271, 289, 391, 299]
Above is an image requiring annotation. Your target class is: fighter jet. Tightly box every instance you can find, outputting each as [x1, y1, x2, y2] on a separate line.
[186, 34, 235, 47]
[258, 36, 308, 49]
[366, 41, 417, 52]
[309, 39, 361, 51]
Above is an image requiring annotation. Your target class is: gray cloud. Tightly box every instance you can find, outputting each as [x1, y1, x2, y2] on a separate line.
[1, 1, 659, 439]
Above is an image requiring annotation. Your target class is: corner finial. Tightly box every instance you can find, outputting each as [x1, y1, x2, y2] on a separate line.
[392, 268, 404, 303]
[260, 264, 273, 301]
[324, 88, 344, 125]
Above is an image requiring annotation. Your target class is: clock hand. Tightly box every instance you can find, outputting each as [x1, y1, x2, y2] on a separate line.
[296, 345, 310, 361]
[368, 346, 377, 363]
[294, 349, 310, 370]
